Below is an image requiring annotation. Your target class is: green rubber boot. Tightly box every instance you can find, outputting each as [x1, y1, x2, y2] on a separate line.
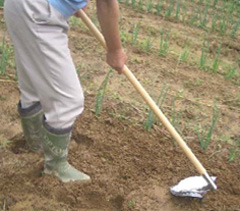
[42, 123, 91, 183]
[18, 102, 43, 152]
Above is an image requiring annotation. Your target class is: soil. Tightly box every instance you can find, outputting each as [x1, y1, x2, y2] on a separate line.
[1, 2, 240, 211]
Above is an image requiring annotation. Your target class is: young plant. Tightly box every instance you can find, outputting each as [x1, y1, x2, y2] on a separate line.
[138, 0, 143, 11]
[0, 34, 11, 75]
[141, 36, 153, 52]
[195, 106, 219, 150]
[144, 85, 169, 130]
[200, 3, 209, 28]
[124, 0, 130, 5]
[213, 0, 218, 8]
[158, 28, 170, 57]
[95, 69, 112, 116]
[200, 40, 209, 70]
[155, 0, 162, 16]
[181, 2, 188, 23]
[120, 28, 129, 45]
[225, 65, 237, 80]
[229, 138, 240, 162]
[69, 16, 81, 27]
[230, 18, 240, 39]
[175, 1, 180, 20]
[147, 0, 153, 13]
[131, 0, 136, 7]
[178, 44, 189, 63]
[165, 0, 175, 18]
[219, 19, 228, 36]
[212, 45, 222, 73]
[188, 10, 199, 26]
[131, 23, 140, 45]
[211, 14, 218, 32]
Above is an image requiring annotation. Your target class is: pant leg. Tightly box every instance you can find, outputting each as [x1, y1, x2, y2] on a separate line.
[4, 0, 84, 129]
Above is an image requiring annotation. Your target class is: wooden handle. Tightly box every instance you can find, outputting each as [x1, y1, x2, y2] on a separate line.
[77, 10, 206, 175]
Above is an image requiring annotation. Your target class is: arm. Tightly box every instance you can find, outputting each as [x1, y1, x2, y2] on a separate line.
[75, 1, 127, 73]
[96, 0, 122, 52]
[96, 0, 127, 73]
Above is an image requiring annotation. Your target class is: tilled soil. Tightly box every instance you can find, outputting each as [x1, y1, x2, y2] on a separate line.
[0, 85, 240, 211]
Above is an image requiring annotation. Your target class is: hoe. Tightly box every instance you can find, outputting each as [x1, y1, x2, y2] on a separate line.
[77, 10, 217, 198]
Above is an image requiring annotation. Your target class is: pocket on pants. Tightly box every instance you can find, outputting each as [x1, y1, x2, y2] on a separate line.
[29, 0, 51, 24]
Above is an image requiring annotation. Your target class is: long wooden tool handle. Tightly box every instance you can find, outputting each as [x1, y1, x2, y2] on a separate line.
[77, 10, 206, 175]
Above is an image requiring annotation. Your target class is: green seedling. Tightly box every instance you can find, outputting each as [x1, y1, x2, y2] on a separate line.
[124, 0, 130, 5]
[188, 10, 199, 26]
[144, 84, 169, 131]
[138, 0, 143, 11]
[226, 1, 235, 14]
[0, 0, 3, 7]
[181, 3, 188, 23]
[175, 1, 180, 20]
[213, 0, 218, 8]
[195, 106, 219, 150]
[225, 65, 237, 80]
[131, 23, 140, 45]
[1, 140, 11, 149]
[0, 34, 10, 75]
[178, 44, 189, 62]
[0, 95, 6, 101]
[165, 0, 174, 18]
[131, 0, 136, 7]
[211, 14, 218, 32]
[212, 45, 222, 73]
[200, 40, 209, 70]
[230, 18, 240, 39]
[155, 0, 162, 15]
[95, 69, 112, 116]
[219, 19, 228, 36]
[128, 200, 135, 208]
[140, 36, 153, 52]
[229, 138, 240, 162]
[158, 28, 170, 57]
[69, 16, 80, 27]
[120, 29, 129, 45]
[147, 0, 153, 13]
[200, 3, 209, 28]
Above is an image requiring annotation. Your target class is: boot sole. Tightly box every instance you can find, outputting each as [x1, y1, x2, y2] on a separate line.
[43, 168, 91, 183]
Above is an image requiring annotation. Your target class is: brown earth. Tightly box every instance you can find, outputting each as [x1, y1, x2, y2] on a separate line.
[1, 2, 240, 211]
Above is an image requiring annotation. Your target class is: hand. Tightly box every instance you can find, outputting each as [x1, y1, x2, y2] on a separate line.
[106, 49, 127, 74]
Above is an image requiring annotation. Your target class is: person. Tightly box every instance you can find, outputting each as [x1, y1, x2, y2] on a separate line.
[4, 0, 127, 183]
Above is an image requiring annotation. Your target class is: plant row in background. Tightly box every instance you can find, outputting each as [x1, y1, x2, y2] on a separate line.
[119, 0, 240, 39]
[119, 22, 240, 83]
[0, 33, 15, 77]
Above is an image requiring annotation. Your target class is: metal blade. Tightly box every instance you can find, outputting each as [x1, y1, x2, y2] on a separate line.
[170, 176, 217, 198]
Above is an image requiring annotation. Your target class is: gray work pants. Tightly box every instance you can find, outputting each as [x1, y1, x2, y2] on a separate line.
[4, 0, 84, 129]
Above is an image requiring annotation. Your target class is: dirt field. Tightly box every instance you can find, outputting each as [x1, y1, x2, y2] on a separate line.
[1, 1, 240, 210]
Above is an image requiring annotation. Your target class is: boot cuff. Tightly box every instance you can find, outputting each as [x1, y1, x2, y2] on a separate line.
[18, 101, 42, 117]
[43, 118, 73, 135]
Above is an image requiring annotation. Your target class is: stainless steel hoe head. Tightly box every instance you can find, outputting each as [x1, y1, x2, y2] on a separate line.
[170, 176, 217, 198]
